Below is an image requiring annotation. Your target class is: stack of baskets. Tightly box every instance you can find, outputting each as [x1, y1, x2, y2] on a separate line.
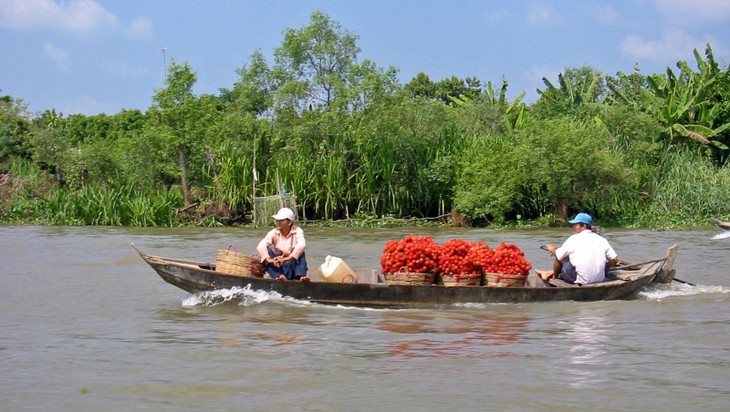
[485, 272, 526, 287]
[216, 248, 265, 278]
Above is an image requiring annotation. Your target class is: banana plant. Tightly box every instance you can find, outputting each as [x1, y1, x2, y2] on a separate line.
[537, 66, 603, 107]
[639, 45, 729, 153]
[449, 79, 527, 130]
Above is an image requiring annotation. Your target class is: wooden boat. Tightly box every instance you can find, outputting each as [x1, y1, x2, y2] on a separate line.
[710, 217, 730, 230]
[133, 244, 678, 307]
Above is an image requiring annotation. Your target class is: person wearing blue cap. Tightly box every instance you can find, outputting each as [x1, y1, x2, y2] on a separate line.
[535, 212, 621, 285]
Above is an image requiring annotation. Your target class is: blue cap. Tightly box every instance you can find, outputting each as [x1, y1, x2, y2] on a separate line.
[568, 212, 592, 225]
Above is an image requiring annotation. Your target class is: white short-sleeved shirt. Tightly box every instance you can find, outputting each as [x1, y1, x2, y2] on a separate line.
[555, 230, 618, 284]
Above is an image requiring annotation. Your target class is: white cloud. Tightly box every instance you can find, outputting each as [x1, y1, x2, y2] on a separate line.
[654, 0, 730, 23]
[43, 41, 70, 71]
[619, 28, 713, 61]
[123, 16, 153, 39]
[592, 5, 619, 23]
[0, 0, 151, 37]
[0, 0, 116, 32]
[526, 1, 565, 26]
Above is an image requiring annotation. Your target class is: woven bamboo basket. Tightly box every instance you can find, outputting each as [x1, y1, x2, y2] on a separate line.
[383, 270, 435, 285]
[485, 272, 526, 287]
[440, 273, 483, 287]
[216, 249, 265, 278]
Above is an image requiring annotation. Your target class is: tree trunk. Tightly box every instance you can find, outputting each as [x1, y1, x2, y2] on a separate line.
[178, 145, 193, 208]
[556, 199, 568, 220]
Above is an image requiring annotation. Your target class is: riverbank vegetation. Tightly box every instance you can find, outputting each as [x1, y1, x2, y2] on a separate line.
[2, 11, 730, 228]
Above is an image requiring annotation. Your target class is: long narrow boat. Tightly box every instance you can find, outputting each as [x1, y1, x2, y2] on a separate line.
[710, 217, 730, 230]
[133, 244, 677, 307]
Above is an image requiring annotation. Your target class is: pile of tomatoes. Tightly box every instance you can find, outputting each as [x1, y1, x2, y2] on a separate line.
[478, 242, 532, 276]
[381, 235, 532, 276]
[380, 234, 440, 274]
[439, 239, 489, 275]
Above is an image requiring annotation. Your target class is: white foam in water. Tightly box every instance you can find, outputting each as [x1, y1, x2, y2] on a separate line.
[180, 285, 402, 311]
[181, 284, 310, 307]
[640, 283, 730, 301]
[712, 230, 730, 240]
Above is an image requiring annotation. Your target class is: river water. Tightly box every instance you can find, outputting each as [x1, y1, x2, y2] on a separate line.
[1, 225, 728, 411]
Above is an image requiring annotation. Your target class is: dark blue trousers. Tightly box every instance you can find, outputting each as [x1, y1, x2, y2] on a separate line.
[266, 246, 308, 280]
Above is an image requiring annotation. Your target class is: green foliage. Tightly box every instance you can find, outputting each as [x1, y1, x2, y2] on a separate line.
[639, 147, 730, 227]
[612, 45, 730, 161]
[150, 61, 224, 207]
[2, 12, 730, 229]
[0, 96, 32, 165]
[454, 117, 633, 222]
[273, 10, 360, 111]
[535, 66, 605, 117]
[223, 50, 275, 115]
[404, 72, 437, 99]
[38, 184, 181, 226]
[454, 133, 525, 223]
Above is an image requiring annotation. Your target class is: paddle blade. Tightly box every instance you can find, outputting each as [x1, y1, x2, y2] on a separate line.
[712, 230, 730, 240]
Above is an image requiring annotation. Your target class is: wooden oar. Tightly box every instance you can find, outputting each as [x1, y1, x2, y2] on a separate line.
[671, 277, 695, 286]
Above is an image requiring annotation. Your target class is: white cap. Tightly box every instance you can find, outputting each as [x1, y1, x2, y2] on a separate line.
[272, 207, 295, 221]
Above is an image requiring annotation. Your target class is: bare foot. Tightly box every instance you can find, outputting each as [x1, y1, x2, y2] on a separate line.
[276, 275, 287, 281]
[299, 276, 310, 282]
[536, 270, 554, 281]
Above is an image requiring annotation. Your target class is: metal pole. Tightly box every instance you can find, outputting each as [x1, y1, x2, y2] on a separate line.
[252, 136, 257, 224]
[162, 48, 167, 79]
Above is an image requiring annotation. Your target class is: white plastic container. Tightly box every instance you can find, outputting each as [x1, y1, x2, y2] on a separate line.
[319, 255, 357, 283]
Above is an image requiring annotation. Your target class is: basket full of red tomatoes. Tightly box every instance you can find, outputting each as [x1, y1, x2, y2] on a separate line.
[380, 234, 440, 285]
[380, 235, 532, 287]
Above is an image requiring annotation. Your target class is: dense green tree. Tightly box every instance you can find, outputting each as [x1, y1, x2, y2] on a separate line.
[0, 95, 32, 165]
[346, 59, 400, 112]
[435, 76, 471, 105]
[151, 60, 223, 208]
[455, 117, 631, 222]
[404, 72, 437, 99]
[273, 10, 360, 113]
[222, 50, 275, 116]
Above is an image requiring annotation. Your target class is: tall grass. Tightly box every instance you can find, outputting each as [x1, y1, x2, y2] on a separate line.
[208, 152, 254, 212]
[639, 147, 730, 227]
[264, 109, 468, 220]
[40, 184, 181, 226]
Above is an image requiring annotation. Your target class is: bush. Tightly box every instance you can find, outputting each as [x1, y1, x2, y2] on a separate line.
[454, 117, 634, 222]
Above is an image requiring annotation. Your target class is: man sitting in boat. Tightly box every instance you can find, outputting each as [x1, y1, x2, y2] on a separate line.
[535, 212, 621, 285]
[256, 207, 309, 281]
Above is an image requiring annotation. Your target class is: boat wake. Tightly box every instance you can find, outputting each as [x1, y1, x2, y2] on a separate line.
[640, 283, 730, 301]
[712, 230, 730, 240]
[181, 284, 312, 307]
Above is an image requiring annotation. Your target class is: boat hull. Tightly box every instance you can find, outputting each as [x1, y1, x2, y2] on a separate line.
[136, 245, 677, 307]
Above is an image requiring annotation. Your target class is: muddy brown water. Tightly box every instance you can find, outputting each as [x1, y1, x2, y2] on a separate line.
[1, 225, 728, 411]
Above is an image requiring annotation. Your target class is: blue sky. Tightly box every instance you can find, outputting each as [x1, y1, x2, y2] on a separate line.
[1, 0, 729, 116]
